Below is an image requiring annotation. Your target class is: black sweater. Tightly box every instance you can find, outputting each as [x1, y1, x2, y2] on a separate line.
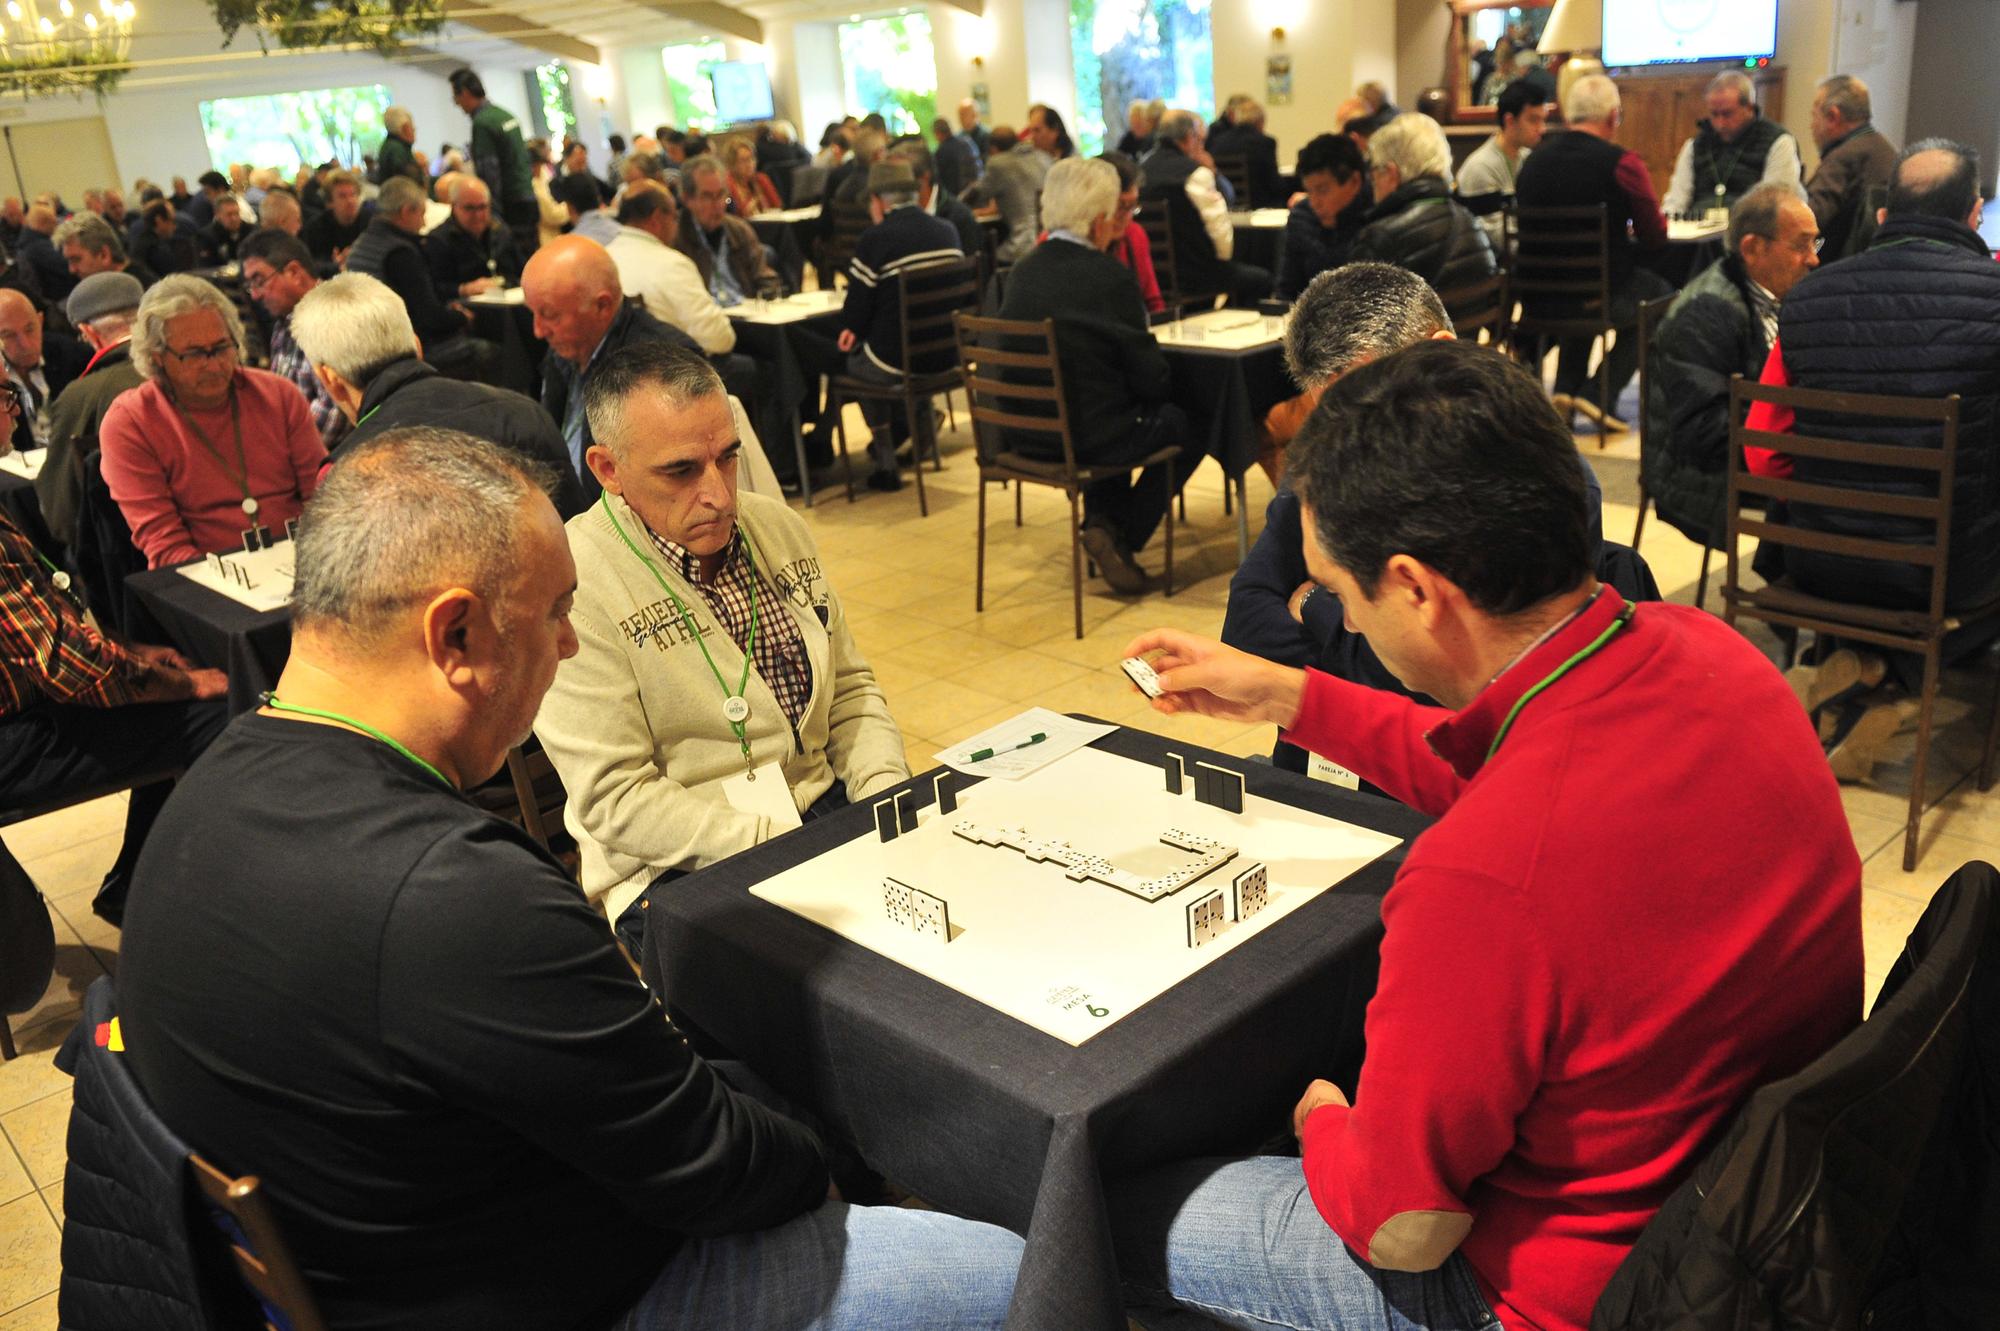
[346, 215, 466, 346]
[120, 713, 829, 1331]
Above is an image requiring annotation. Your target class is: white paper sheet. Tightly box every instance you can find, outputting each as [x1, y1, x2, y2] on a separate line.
[0, 448, 45, 480]
[934, 706, 1116, 780]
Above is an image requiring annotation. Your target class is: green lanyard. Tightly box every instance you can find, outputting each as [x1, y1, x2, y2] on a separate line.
[263, 693, 451, 787]
[1703, 140, 1749, 203]
[173, 386, 260, 519]
[1484, 602, 1636, 762]
[598, 493, 763, 772]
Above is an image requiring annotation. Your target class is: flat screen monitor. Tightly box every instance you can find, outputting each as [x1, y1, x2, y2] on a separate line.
[711, 60, 775, 123]
[1602, 0, 1779, 67]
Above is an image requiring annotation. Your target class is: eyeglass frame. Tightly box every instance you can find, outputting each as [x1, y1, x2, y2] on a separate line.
[162, 338, 239, 366]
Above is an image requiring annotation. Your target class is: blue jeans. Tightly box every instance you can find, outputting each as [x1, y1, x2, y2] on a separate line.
[1111, 1157, 1499, 1331]
[610, 1200, 1025, 1330]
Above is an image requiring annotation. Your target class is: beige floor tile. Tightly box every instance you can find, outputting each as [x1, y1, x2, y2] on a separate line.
[46, 899, 118, 979]
[1, 1089, 69, 1190]
[885, 679, 1016, 745]
[0, 1292, 57, 1330]
[0, 1023, 76, 1120]
[13, 835, 120, 906]
[0, 912, 105, 1045]
[845, 610, 949, 655]
[942, 649, 1092, 704]
[1844, 811, 1906, 865]
[1861, 829, 2000, 902]
[0, 1194, 58, 1312]
[1860, 886, 1933, 982]
[0, 795, 125, 865]
[0, 1138, 29, 1208]
[37, 1184, 58, 1229]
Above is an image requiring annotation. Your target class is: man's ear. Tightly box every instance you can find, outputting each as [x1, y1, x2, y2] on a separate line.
[586, 443, 620, 496]
[420, 587, 489, 691]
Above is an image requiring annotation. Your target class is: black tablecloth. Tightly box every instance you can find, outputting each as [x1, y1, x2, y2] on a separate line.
[468, 300, 543, 396]
[747, 217, 809, 294]
[124, 565, 292, 716]
[1163, 341, 1293, 482]
[642, 721, 1427, 1331]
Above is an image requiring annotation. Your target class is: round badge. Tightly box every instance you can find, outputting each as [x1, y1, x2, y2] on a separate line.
[722, 696, 750, 724]
[51, 571, 70, 591]
[241, 496, 260, 517]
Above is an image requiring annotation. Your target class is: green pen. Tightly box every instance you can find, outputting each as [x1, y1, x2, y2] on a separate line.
[969, 732, 1047, 762]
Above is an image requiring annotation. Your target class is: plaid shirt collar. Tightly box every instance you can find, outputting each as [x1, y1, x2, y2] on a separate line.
[648, 521, 742, 585]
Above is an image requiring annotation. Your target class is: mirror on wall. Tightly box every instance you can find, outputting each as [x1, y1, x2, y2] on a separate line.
[1447, 0, 1556, 120]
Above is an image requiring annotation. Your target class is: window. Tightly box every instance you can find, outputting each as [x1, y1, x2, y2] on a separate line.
[197, 85, 393, 174]
[661, 39, 727, 131]
[837, 11, 937, 137]
[1069, 0, 1213, 157]
[533, 62, 578, 143]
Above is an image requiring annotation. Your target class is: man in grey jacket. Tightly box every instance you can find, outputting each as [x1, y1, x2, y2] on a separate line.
[1806, 75, 1898, 261]
[961, 126, 1050, 263]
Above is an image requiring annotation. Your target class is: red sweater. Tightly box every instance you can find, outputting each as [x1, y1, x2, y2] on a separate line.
[100, 369, 325, 568]
[1289, 589, 1861, 1331]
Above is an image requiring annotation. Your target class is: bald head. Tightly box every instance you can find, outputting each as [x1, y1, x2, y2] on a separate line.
[448, 175, 493, 235]
[0, 288, 44, 370]
[522, 236, 624, 366]
[434, 170, 465, 204]
[1886, 140, 1983, 228]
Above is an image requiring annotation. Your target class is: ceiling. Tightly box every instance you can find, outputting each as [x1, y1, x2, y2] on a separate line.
[430, 0, 965, 66]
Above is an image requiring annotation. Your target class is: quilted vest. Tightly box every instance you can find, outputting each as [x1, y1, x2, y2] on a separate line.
[1688, 115, 1787, 209]
[1776, 214, 2000, 610]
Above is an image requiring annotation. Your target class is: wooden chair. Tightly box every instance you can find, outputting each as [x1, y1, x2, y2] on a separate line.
[190, 1152, 330, 1331]
[1724, 377, 2000, 870]
[1628, 294, 1704, 598]
[1137, 186, 1221, 311]
[1434, 268, 1510, 346]
[786, 163, 828, 208]
[1513, 203, 1618, 439]
[466, 738, 575, 872]
[1211, 152, 1251, 204]
[826, 255, 982, 516]
[817, 198, 872, 287]
[955, 312, 1176, 638]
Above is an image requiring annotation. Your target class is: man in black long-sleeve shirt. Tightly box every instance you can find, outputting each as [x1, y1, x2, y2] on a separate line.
[119, 427, 1023, 1331]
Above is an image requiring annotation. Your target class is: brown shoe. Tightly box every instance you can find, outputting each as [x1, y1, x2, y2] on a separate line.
[1570, 397, 1631, 434]
[1828, 702, 1903, 784]
[1080, 523, 1150, 595]
[1787, 648, 1890, 716]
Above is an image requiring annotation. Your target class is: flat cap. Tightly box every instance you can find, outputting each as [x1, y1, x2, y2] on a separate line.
[867, 159, 917, 195]
[67, 271, 144, 326]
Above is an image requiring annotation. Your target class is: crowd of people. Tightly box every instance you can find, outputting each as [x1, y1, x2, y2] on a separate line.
[2, 57, 1984, 1331]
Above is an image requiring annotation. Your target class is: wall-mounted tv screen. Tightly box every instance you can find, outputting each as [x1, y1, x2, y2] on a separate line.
[1603, 0, 1779, 67]
[711, 60, 775, 122]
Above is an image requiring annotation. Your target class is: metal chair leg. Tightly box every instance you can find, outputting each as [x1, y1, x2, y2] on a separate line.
[1068, 491, 1084, 639]
[1695, 546, 1712, 610]
[1904, 647, 1943, 871]
[1981, 642, 2000, 791]
[833, 394, 857, 503]
[0, 1015, 14, 1061]
[1163, 471, 1175, 599]
[909, 392, 929, 518]
[975, 477, 988, 614]
[1631, 483, 1648, 547]
[792, 405, 816, 509]
[1014, 480, 1023, 527]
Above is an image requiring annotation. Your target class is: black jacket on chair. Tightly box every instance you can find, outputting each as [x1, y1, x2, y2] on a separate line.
[1644, 254, 1768, 549]
[7, 332, 90, 455]
[1208, 123, 1285, 208]
[995, 237, 1171, 463]
[1348, 177, 1496, 304]
[346, 215, 469, 347]
[1592, 860, 2000, 1331]
[336, 357, 585, 518]
[1775, 213, 2000, 612]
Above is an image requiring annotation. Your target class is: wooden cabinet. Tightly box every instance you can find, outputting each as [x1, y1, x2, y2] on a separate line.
[1613, 67, 1785, 201]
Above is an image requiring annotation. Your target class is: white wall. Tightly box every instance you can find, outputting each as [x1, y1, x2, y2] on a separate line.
[931, 0, 1029, 132]
[1212, 0, 1396, 156]
[1906, 0, 2000, 193]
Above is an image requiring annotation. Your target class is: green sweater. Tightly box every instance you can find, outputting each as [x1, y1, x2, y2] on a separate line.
[377, 132, 421, 185]
[469, 100, 534, 213]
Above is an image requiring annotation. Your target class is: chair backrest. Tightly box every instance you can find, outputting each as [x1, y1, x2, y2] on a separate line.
[1211, 152, 1251, 203]
[77, 447, 146, 636]
[1633, 292, 1679, 483]
[822, 199, 873, 279]
[188, 1154, 329, 1331]
[1725, 376, 1962, 638]
[1138, 183, 1222, 307]
[786, 164, 828, 208]
[1512, 203, 1612, 328]
[896, 255, 983, 381]
[1434, 268, 1510, 343]
[953, 312, 1077, 473]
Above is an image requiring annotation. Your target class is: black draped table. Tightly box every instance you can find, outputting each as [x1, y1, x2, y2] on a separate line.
[1154, 310, 1295, 558]
[124, 564, 292, 716]
[642, 720, 1426, 1331]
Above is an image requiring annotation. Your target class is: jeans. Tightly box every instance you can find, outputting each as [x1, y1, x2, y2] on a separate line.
[1077, 403, 1202, 554]
[610, 1199, 1024, 1331]
[1110, 1157, 1499, 1331]
[1552, 268, 1674, 412]
[840, 351, 938, 476]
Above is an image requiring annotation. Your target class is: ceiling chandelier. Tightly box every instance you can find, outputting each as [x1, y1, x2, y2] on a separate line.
[0, 0, 135, 98]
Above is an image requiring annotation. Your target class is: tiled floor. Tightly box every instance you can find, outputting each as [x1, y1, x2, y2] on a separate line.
[3, 412, 1997, 1321]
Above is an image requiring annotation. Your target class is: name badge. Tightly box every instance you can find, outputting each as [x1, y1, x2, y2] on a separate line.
[1307, 752, 1361, 790]
[722, 761, 804, 831]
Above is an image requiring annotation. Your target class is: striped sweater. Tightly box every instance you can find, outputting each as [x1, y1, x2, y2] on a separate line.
[840, 204, 963, 375]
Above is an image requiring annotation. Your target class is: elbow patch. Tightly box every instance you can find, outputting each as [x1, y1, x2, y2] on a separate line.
[1365, 1209, 1472, 1272]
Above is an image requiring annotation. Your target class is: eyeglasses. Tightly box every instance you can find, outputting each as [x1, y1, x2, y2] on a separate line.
[242, 268, 276, 294]
[694, 188, 729, 204]
[163, 339, 237, 366]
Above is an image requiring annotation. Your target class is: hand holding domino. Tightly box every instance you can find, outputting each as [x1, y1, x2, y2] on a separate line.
[1121, 656, 1165, 699]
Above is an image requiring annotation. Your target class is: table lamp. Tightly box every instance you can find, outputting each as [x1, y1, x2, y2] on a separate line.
[1537, 0, 1604, 108]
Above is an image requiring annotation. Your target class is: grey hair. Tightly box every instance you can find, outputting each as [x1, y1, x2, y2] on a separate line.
[383, 105, 412, 135]
[378, 175, 427, 214]
[625, 152, 668, 182]
[130, 274, 246, 381]
[1727, 180, 1809, 254]
[52, 213, 125, 262]
[1564, 73, 1620, 125]
[1157, 109, 1202, 147]
[1367, 112, 1453, 185]
[292, 427, 554, 641]
[447, 175, 489, 204]
[290, 273, 417, 386]
[1040, 157, 1120, 236]
[258, 190, 301, 226]
[84, 310, 137, 342]
[582, 338, 725, 461]
[1284, 262, 1453, 389]
[1707, 70, 1756, 107]
[1816, 74, 1870, 126]
[681, 154, 727, 188]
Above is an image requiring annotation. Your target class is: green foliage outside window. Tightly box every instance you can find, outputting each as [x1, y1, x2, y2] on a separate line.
[837, 12, 937, 137]
[1069, 0, 1213, 157]
[198, 84, 391, 173]
[534, 62, 578, 143]
[661, 39, 725, 130]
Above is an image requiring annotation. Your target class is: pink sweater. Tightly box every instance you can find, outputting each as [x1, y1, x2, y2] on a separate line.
[100, 369, 325, 568]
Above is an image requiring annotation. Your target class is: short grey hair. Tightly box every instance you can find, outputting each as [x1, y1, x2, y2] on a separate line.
[1564, 73, 1621, 125]
[1816, 74, 1871, 126]
[1367, 112, 1453, 185]
[1040, 157, 1120, 237]
[1285, 262, 1453, 389]
[582, 338, 725, 461]
[1727, 180, 1809, 254]
[681, 154, 727, 189]
[292, 427, 553, 641]
[1707, 70, 1756, 107]
[1157, 109, 1202, 147]
[291, 273, 417, 386]
[258, 190, 301, 227]
[447, 175, 489, 204]
[383, 105, 412, 135]
[378, 175, 427, 214]
[1126, 98, 1164, 129]
[130, 274, 246, 381]
[53, 213, 125, 261]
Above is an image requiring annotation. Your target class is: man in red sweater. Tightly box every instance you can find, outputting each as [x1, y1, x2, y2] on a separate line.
[1114, 341, 1860, 1331]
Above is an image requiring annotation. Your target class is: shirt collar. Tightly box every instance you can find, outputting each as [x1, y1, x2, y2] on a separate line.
[651, 521, 741, 584]
[1047, 228, 1094, 248]
[1422, 586, 1629, 781]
